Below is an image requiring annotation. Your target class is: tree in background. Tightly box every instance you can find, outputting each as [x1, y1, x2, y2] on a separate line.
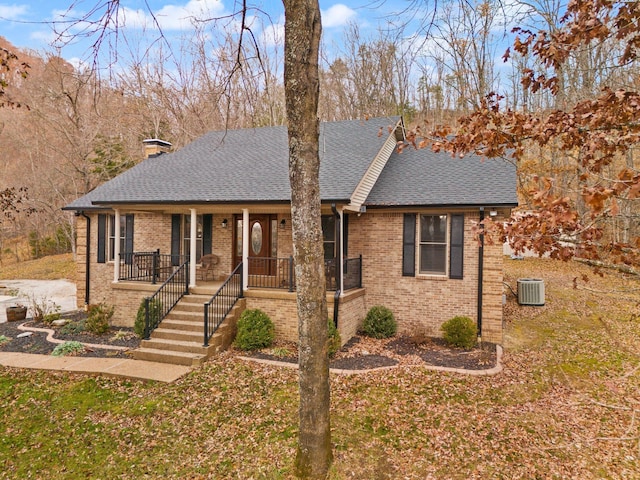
[0, 44, 29, 110]
[427, 0, 640, 270]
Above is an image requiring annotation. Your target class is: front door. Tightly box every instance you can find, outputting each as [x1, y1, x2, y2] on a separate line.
[234, 215, 274, 275]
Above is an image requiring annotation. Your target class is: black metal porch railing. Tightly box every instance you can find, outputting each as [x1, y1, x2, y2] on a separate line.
[343, 255, 363, 290]
[119, 250, 187, 284]
[143, 259, 190, 339]
[247, 256, 295, 291]
[204, 262, 243, 347]
[247, 255, 362, 291]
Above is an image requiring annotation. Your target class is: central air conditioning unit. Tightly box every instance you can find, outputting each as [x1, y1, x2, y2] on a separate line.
[517, 278, 545, 306]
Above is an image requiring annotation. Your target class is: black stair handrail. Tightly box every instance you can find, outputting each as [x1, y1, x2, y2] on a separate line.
[203, 262, 243, 346]
[143, 259, 190, 339]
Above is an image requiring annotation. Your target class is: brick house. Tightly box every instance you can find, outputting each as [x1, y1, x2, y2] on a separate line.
[64, 117, 517, 364]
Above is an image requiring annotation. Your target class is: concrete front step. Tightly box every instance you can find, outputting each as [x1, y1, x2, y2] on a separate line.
[152, 327, 203, 342]
[131, 296, 245, 366]
[159, 318, 203, 332]
[153, 323, 229, 341]
[132, 347, 207, 366]
[140, 337, 212, 355]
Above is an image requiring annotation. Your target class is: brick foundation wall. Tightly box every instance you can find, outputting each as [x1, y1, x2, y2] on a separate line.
[244, 288, 365, 346]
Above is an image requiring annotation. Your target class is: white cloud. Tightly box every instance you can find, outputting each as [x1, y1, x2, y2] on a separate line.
[121, 0, 226, 31]
[30, 29, 55, 42]
[0, 3, 28, 20]
[322, 4, 356, 28]
[261, 22, 284, 48]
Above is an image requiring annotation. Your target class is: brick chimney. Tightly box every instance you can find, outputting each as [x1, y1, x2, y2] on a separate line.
[142, 138, 172, 159]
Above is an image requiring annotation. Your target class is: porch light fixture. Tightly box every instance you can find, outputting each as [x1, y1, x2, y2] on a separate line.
[221, 218, 228, 228]
[280, 219, 286, 229]
[489, 210, 498, 217]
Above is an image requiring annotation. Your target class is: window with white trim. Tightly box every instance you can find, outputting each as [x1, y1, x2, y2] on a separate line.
[108, 215, 125, 262]
[182, 214, 204, 263]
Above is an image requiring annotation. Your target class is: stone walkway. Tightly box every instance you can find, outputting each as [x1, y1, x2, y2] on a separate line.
[0, 351, 191, 383]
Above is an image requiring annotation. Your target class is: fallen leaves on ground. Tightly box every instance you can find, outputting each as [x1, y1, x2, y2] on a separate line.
[0, 257, 639, 479]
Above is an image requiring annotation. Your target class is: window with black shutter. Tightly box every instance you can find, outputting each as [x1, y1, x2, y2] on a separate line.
[97, 214, 106, 264]
[449, 214, 464, 279]
[402, 214, 416, 276]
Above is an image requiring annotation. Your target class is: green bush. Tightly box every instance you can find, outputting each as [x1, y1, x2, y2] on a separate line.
[52, 341, 85, 357]
[135, 298, 162, 338]
[441, 316, 477, 349]
[234, 309, 275, 351]
[328, 319, 341, 357]
[60, 320, 86, 335]
[86, 303, 114, 335]
[362, 305, 397, 339]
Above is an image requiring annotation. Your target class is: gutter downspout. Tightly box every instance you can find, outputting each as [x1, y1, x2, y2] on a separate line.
[78, 211, 91, 307]
[331, 204, 341, 328]
[477, 207, 485, 341]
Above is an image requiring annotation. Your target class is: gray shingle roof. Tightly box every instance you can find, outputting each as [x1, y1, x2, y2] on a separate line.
[63, 116, 517, 210]
[65, 117, 399, 210]
[366, 146, 517, 206]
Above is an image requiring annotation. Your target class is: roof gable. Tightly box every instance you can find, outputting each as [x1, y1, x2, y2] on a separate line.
[346, 117, 405, 212]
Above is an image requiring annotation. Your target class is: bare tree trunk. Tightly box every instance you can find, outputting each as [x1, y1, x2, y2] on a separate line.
[282, 0, 331, 478]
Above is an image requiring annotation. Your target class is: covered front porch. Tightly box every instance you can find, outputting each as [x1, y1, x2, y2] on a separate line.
[110, 205, 361, 293]
[96, 205, 366, 357]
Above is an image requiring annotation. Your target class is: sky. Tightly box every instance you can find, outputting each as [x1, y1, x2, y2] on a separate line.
[0, 0, 418, 65]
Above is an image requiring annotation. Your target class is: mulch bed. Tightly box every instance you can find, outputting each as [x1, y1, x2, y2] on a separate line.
[244, 335, 498, 371]
[1, 312, 497, 371]
[0, 310, 140, 359]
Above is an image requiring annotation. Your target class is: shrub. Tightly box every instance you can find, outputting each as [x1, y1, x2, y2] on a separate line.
[0, 335, 9, 345]
[362, 305, 397, 339]
[270, 347, 294, 358]
[234, 309, 275, 351]
[135, 298, 162, 338]
[110, 330, 132, 342]
[60, 320, 86, 335]
[441, 316, 477, 349]
[52, 341, 85, 357]
[327, 319, 341, 357]
[29, 295, 61, 324]
[86, 303, 114, 335]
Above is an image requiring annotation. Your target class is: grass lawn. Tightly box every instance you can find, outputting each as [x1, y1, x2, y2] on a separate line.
[1, 257, 639, 478]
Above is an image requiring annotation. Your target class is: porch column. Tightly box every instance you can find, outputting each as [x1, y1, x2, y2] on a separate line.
[190, 208, 197, 288]
[242, 208, 249, 290]
[113, 209, 120, 283]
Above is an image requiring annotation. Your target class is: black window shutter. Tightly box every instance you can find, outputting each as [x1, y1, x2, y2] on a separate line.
[97, 214, 106, 264]
[402, 214, 416, 277]
[171, 214, 181, 266]
[124, 214, 134, 265]
[203, 214, 213, 255]
[449, 214, 464, 279]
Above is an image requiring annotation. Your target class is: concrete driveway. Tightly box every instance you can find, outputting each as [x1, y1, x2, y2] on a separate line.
[0, 279, 77, 323]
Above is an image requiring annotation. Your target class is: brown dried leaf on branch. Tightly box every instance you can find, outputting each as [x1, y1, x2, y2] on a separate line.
[412, 0, 640, 271]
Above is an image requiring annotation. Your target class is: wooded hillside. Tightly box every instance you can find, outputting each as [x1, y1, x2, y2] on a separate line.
[0, 0, 638, 268]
